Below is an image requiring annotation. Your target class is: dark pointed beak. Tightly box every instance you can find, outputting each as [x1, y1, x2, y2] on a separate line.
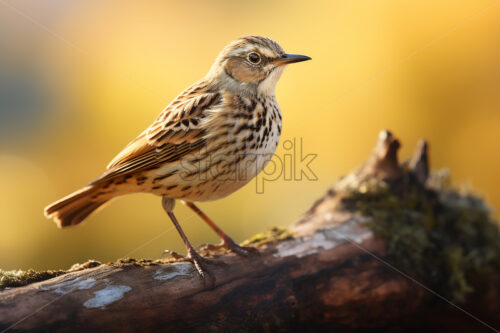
[269, 53, 311, 66]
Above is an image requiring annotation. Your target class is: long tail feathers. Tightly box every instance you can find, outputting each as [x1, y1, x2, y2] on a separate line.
[44, 186, 110, 228]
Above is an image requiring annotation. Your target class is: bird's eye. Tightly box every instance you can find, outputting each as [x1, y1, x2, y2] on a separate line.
[248, 52, 261, 64]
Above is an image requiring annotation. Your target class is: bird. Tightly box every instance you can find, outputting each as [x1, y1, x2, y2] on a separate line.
[44, 36, 310, 285]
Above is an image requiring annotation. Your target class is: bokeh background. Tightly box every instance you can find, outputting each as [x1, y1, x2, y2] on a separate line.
[1, 0, 499, 270]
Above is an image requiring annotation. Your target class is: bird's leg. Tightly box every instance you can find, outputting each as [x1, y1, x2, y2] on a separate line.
[162, 197, 216, 287]
[181, 200, 258, 257]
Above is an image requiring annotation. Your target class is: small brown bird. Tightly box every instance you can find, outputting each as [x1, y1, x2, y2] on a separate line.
[45, 36, 310, 284]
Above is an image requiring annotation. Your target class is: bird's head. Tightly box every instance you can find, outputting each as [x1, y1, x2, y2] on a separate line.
[207, 36, 310, 96]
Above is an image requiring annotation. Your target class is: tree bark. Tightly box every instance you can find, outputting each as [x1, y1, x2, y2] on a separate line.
[1, 130, 499, 333]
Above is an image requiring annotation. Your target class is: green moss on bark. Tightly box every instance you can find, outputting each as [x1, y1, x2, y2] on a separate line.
[241, 226, 294, 246]
[338, 170, 500, 302]
[0, 260, 101, 290]
[0, 269, 66, 290]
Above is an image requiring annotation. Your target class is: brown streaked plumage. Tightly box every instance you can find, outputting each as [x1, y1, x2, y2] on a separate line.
[44, 36, 310, 285]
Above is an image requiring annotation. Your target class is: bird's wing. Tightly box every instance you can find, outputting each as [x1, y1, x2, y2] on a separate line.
[91, 89, 221, 184]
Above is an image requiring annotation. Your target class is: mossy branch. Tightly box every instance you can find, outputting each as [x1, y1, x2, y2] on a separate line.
[1, 130, 499, 332]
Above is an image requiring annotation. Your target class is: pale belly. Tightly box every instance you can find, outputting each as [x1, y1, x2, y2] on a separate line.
[194, 134, 280, 201]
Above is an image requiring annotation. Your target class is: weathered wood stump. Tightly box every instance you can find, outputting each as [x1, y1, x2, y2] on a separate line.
[1, 130, 499, 332]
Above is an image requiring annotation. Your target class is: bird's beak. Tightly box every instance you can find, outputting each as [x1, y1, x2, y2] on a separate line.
[269, 53, 311, 66]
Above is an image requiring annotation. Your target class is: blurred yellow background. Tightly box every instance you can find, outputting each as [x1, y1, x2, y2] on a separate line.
[1, 1, 499, 270]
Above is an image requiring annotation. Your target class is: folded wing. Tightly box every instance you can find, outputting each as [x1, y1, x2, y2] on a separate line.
[92, 88, 221, 184]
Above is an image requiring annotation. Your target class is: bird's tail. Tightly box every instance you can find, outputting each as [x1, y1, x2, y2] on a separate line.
[44, 185, 110, 228]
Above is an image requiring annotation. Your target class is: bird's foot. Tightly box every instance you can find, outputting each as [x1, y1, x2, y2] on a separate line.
[206, 237, 259, 257]
[186, 248, 226, 288]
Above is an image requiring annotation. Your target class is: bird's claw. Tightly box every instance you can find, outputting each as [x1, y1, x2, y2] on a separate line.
[206, 237, 259, 257]
[186, 248, 225, 288]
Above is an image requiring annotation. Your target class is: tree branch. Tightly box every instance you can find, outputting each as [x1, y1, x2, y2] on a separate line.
[1, 130, 499, 332]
